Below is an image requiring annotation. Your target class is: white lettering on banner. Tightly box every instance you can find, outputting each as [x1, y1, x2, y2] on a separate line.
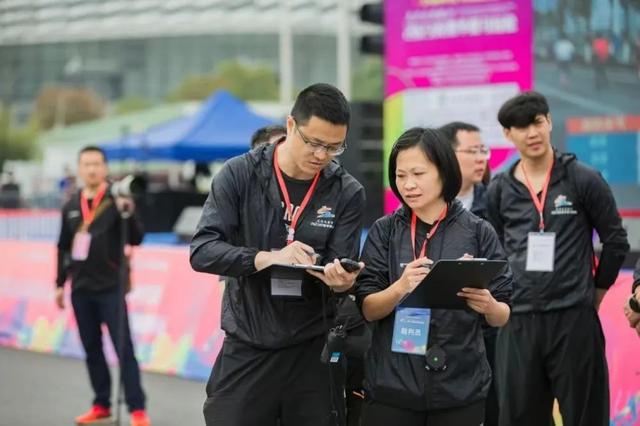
[403, 13, 518, 41]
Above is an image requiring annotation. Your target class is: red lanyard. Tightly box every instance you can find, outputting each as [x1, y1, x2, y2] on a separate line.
[521, 158, 554, 232]
[410, 204, 448, 260]
[273, 144, 321, 244]
[80, 184, 107, 226]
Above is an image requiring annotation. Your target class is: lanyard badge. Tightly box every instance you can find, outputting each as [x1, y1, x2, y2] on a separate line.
[392, 205, 448, 356]
[72, 184, 107, 261]
[522, 160, 556, 272]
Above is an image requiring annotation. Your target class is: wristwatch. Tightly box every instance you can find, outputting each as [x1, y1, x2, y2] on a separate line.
[629, 296, 640, 313]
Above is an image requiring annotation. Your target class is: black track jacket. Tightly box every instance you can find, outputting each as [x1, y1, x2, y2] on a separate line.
[355, 200, 513, 410]
[190, 143, 365, 349]
[56, 187, 144, 292]
[486, 151, 629, 313]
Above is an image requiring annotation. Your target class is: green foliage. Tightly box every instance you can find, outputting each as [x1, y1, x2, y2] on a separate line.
[0, 105, 39, 170]
[167, 59, 278, 102]
[216, 60, 279, 101]
[352, 57, 383, 102]
[33, 86, 105, 130]
[115, 97, 152, 115]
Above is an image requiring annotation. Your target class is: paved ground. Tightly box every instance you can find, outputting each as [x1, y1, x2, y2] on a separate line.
[0, 346, 206, 426]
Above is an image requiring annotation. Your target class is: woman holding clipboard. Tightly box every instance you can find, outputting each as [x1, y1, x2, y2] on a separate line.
[354, 128, 512, 425]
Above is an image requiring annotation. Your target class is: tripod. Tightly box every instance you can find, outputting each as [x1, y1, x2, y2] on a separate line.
[113, 206, 131, 426]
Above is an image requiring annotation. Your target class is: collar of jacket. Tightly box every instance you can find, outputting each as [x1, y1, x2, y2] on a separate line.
[506, 149, 577, 187]
[248, 141, 345, 210]
[395, 198, 466, 226]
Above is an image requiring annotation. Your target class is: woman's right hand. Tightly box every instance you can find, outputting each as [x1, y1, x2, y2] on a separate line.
[397, 257, 433, 295]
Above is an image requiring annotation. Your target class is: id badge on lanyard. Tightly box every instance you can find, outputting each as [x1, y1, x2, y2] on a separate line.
[391, 206, 446, 355]
[71, 231, 92, 261]
[526, 232, 556, 272]
[391, 307, 430, 355]
[522, 160, 556, 272]
[72, 185, 106, 262]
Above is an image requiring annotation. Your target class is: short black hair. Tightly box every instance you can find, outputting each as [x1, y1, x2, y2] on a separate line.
[250, 124, 286, 149]
[438, 121, 480, 148]
[388, 127, 462, 205]
[497, 91, 550, 129]
[291, 83, 350, 127]
[78, 145, 107, 163]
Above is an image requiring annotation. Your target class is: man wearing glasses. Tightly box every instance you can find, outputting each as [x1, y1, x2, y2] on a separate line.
[191, 83, 365, 426]
[439, 122, 491, 219]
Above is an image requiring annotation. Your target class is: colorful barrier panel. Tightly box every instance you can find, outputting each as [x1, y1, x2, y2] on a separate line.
[0, 240, 638, 424]
[0, 240, 223, 380]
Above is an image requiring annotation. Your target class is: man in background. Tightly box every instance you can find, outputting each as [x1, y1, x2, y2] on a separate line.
[251, 124, 287, 149]
[56, 146, 150, 426]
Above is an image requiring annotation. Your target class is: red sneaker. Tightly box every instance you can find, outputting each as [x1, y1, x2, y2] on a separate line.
[130, 409, 151, 426]
[75, 405, 111, 424]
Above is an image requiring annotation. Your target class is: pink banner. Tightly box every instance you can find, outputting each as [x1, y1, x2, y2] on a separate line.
[0, 240, 638, 423]
[385, 0, 533, 97]
[0, 240, 223, 380]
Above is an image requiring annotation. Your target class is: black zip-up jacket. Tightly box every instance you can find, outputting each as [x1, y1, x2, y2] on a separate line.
[470, 183, 487, 219]
[486, 151, 629, 313]
[190, 143, 365, 349]
[354, 200, 513, 411]
[56, 187, 144, 292]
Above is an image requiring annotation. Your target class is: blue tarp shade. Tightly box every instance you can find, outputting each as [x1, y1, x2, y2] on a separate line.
[101, 91, 277, 161]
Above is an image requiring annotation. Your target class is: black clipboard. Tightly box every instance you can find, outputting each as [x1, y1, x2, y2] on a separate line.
[405, 259, 507, 310]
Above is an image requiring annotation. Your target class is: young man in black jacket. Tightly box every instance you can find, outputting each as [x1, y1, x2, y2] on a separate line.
[190, 83, 365, 426]
[486, 92, 630, 426]
[55, 146, 150, 426]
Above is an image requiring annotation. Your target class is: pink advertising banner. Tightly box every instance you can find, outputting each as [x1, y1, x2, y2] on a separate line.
[383, 0, 533, 212]
[385, 0, 533, 97]
[0, 240, 223, 380]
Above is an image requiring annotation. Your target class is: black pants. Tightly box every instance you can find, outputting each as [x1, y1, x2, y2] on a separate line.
[345, 355, 365, 426]
[203, 336, 344, 426]
[483, 329, 499, 426]
[361, 399, 485, 426]
[495, 306, 609, 426]
[71, 288, 145, 411]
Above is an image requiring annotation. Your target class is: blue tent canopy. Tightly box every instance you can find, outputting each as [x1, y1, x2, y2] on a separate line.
[101, 91, 277, 161]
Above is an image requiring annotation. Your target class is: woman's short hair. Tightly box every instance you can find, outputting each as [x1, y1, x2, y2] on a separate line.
[388, 127, 462, 204]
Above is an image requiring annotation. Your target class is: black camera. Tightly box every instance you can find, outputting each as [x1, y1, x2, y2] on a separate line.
[321, 322, 349, 364]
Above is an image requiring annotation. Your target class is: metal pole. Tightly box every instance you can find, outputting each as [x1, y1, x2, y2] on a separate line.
[279, 0, 293, 103]
[336, 0, 351, 99]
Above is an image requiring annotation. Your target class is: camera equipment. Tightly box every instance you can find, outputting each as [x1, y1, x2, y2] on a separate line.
[321, 317, 351, 364]
[425, 345, 447, 371]
[339, 258, 361, 273]
[110, 174, 147, 198]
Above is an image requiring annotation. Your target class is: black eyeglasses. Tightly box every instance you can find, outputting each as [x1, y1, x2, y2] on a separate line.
[294, 121, 346, 156]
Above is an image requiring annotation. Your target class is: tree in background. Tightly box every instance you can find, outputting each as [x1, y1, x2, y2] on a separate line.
[167, 59, 278, 102]
[115, 97, 152, 115]
[0, 104, 38, 171]
[352, 57, 383, 102]
[33, 86, 105, 130]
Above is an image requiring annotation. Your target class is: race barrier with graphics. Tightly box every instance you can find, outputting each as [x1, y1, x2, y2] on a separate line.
[0, 240, 638, 424]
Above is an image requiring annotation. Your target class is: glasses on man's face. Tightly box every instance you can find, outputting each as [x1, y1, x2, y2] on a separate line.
[295, 122, 346, 156]
[456, 146, 491, 159]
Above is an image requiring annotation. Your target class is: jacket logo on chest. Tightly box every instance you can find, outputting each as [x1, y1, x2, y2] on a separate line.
[551, 194, 577, 216]
[310, 205, 335, 229]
